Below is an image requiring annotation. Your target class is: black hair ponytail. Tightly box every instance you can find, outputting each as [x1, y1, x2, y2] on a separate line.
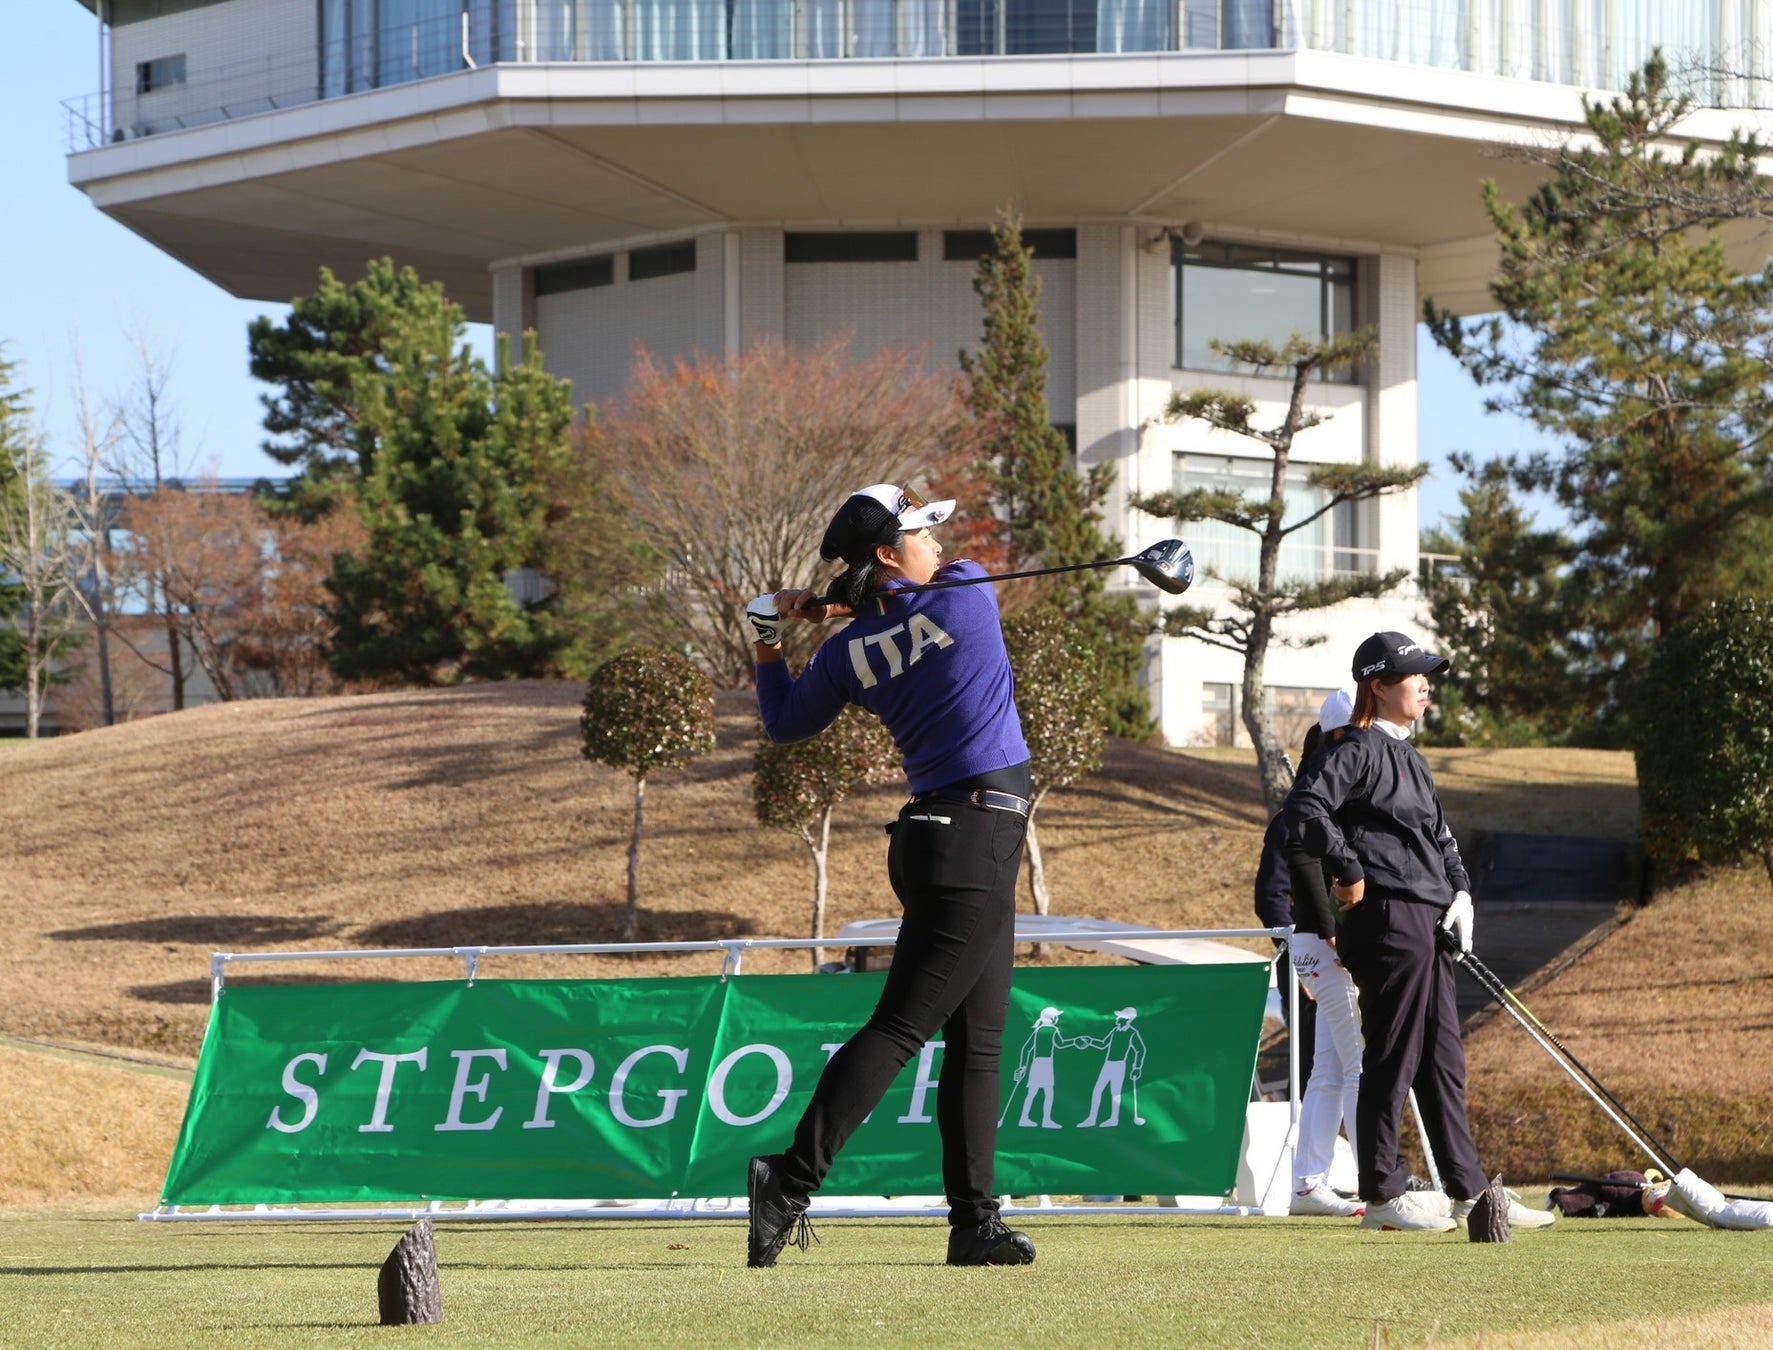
[829, 560, 883, 612]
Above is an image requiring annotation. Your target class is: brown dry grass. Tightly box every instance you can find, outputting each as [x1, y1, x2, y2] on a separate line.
[1442, 1302, 1773, 1349]
[1, 683, 1767, 1204]
[0, 1043, 187, 1211]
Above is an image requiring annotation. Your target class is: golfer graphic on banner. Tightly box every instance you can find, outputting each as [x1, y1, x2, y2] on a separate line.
[1079, 1008, 1147, 1128]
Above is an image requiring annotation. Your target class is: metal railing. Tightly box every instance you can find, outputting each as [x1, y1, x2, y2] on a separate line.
[65, 0, 1760, 150]
[1175, 538, 1387, 587]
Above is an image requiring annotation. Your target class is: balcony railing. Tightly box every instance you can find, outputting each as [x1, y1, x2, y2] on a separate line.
[66, 0, 1757, 150]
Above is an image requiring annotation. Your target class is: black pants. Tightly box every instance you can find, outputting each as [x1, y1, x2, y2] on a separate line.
[1338, 895, 1487, 1204]
[778, 796, 1026, 1227]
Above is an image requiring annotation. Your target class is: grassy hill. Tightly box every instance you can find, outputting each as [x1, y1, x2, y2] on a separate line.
[0, 681, 1766, 1206]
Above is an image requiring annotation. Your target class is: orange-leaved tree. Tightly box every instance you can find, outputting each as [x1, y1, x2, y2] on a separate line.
[575, 335, 978, 688]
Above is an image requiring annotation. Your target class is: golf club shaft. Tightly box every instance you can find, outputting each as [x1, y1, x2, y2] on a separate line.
[1457, 950, 1675, 1157]
[1452, 950, 1681, 1175]
[1407, 1090, 1443, 1192]
[1482, 986, 1678, 1175]
[886, 555, 1133, 596]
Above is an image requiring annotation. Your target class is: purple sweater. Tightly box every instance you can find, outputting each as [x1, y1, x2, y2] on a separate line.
[756, 559, 1029, 794]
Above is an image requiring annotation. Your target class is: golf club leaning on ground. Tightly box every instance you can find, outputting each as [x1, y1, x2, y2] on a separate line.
[819, 538, 1196, 603]
[1441, 931, 1681, 1177]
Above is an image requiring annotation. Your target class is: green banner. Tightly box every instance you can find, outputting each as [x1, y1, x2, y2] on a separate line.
[160, 964, 1267, 1205]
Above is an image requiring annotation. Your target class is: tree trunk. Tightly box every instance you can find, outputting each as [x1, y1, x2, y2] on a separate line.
[1762, 852, 1773, 892]
[625, 772, 645, 942]
[165, 603, 186, 711]
[24, 602, 44, 740]
[809, 811, 831, 969]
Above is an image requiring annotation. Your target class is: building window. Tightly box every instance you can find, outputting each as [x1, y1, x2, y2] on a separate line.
[1173, 241, 1357, 382]
[1198, 682, 1338, 748]
[1169, 453, 1369, 583]
[534, 256, 614, 296]
[942, 229, 1077, 261]
[628, 240, 697, 281]
[785, 232, 919, 263]
[136, 54, 187, 95]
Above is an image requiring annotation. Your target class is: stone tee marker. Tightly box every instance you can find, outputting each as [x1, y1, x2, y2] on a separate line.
[378, 1219, 442, 1324]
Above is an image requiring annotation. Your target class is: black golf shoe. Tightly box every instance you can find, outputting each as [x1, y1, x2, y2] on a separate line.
[746, 1154, 815, 1268]
[945, 1216, 1037, 1266]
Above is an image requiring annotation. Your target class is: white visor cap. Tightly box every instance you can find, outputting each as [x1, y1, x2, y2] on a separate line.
[853, 482, 955, 532]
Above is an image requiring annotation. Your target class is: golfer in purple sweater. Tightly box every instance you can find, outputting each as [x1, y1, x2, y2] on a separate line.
[741, 483, 1036, 1270]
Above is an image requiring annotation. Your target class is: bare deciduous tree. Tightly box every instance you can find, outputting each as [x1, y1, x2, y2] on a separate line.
[118, 488, 365, 701]
[115, 332, 192, 710]
[0, 423, 84, 738]
[588, 336, 977, 687]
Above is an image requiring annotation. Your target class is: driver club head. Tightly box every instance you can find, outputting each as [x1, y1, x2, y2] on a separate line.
[1129, 538, 1194, 595]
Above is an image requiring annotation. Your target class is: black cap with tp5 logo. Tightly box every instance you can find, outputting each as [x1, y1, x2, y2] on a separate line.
[1351, 631, 1451, 683]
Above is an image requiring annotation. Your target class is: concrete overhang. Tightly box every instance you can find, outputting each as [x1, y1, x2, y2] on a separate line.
[68, 48, 1773, 321]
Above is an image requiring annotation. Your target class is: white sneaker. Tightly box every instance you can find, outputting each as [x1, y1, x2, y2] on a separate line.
[1290, 1184, 1366, 1218]
[1360, 1192, 1457, 1232]
[1451, 1190, 1558, 1230]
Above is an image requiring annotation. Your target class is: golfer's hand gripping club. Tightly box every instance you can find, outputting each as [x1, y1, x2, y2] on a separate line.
[745, 595, 784, 647]
[1439, 889, 1474, 955]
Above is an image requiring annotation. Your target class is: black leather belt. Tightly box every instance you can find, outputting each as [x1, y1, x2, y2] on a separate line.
[910, 788, 1030, 817]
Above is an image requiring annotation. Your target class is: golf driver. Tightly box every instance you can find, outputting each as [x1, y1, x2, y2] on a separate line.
[817, 538, 1195, 603]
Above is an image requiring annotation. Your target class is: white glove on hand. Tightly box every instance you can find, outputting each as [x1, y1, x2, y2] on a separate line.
[745, 594, 783, 647]
[1441, 890, 1474, 955]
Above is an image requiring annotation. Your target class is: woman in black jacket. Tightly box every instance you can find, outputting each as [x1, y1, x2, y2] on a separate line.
[1286, 632, 1554, 1234]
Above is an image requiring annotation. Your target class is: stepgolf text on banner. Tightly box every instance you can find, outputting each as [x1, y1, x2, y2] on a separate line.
[160, 964, 1268, 1205]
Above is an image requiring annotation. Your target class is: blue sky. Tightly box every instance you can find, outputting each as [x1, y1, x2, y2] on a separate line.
[9, 1, 1554, 530]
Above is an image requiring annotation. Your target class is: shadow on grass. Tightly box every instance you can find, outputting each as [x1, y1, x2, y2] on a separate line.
[129, 973, 365, 1005]
[49, 915, 343, 945]
[354, 901, 759, 948]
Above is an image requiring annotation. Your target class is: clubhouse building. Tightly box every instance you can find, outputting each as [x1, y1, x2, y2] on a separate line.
[60, 0, 1773, 743]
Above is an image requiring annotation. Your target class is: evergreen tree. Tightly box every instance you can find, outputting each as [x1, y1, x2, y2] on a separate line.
[580, 647, 717, 942]
[1420, 454, 1584, 746]
[1637, 597, 1773, 886]
[960, 214, 1151, 736]
[1003, 606, 1108, 917]
[1131, 332, 1422, 813]
[251, 262, 576, 683]
[1428, 54, 1773, 725]
[752, 704, 898, 966]
[250, 259, 459, 520]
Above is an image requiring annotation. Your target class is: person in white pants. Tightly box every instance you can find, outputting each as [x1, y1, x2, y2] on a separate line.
[1284, 689, 1366, 1218]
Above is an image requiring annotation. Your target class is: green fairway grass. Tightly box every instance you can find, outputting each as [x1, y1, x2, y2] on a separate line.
[2, 1207, 1769, 1346]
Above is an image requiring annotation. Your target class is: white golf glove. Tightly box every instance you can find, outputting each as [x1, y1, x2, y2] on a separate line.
[745, 594, 783, 647]
[1441, 890, 1474, 955]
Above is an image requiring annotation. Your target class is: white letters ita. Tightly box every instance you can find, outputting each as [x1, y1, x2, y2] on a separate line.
[846, 614, 953, 690]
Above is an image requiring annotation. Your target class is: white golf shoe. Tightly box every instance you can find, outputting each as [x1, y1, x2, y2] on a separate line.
[1360, 1191, 1457, 1232]
[1289, 1184, 1366, 1218]
[1451, 1190, 1557, 1230]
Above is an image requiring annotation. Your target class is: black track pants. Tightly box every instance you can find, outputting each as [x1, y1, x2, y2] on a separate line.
[779, 796, 1026, 1228]
[1338, 895, 1487, 1204]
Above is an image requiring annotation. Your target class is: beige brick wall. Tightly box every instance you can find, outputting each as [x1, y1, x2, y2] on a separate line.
[111, 0, 319, 138]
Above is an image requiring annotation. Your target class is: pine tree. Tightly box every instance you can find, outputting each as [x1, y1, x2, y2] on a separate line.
[960, 214, 1151, 735]
[251, 262, 576, 683]
[1420, 454, 1583, 746]
[1131, 332, 1422, 813]
[1428, 53, 1773, 724]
